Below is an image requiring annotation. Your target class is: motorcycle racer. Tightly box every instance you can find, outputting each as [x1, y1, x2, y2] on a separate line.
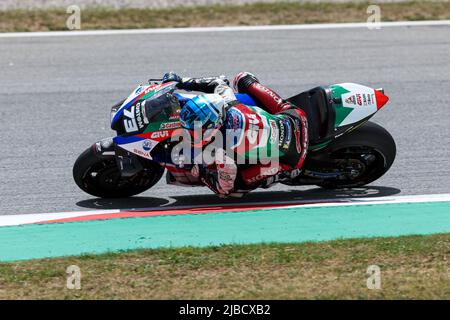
[162, 72, 309, 197]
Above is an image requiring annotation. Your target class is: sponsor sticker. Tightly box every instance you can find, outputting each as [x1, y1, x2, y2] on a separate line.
[135, 86, 143, 95]
[133, 148, 150, 158]
[279, 121, 285, 147]
[282, 119, 292, 150]
[226, 108, 245, 149]
[150, 130, 170, 140]
[143, 84, 158, 96]
[142, 139, 153, 151]
[269, 119, 278, 144]
[160, 121, 181, 129]
[245, 165, 280, 185]
[246, 113, 260, 145]
[141, 100, 150, 124]
[227, 109, 243, 130]
[134, 102, 146, 130]
[254, 83, 283, 105]
[344, 92, 377, 109]
[294, 119, 302, 154]
[356, 94, 362, 106]
[345, 95, 356, 105]
[169, 109, 181, 120]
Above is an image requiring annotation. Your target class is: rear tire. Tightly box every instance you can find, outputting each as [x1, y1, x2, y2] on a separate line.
[308, 122, 396, 189]
[73, 146, 164, 198]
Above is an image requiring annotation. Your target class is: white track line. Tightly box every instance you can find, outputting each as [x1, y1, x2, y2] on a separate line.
[0, 193, 449, 227]
[0, 210, 120, 227]
[1, 20, 449, 38]
[282, 193, 450, 210]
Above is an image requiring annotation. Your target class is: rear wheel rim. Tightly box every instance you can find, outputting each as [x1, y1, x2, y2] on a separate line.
[318, 146, 387, 186]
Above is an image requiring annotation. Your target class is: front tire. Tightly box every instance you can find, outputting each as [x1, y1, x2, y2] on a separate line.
[73, 146, 164, 198]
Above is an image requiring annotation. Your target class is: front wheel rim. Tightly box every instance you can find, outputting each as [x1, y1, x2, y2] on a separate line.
[83, 160, 157, 193]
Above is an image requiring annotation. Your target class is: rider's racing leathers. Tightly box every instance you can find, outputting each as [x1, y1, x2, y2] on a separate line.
[173, 74, 309, 197]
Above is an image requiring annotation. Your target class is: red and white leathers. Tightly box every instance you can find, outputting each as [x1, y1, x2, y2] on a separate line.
[177, 73, 309, 196]
[232, 72, 309, 190]
[177, 77, 240, 196]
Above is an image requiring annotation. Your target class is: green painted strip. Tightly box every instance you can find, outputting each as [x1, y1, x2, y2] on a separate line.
[1, 201, 450, 262]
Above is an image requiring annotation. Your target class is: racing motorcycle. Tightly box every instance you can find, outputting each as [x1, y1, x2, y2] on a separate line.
[73, 78, 396, 198]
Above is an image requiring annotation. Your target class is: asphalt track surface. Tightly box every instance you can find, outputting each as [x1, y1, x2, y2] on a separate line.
[1, 24, 449, 216]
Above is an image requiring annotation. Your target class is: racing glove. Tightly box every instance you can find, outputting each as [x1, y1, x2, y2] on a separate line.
[214, 148, 237, 195]
[191, 149, 237, 196]
[162, 71, 182, 84]
[176, 76, 230, 93]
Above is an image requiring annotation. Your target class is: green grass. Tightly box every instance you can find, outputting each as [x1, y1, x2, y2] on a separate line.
[0, 233, 449, 299]
[0, 1, 450, 32]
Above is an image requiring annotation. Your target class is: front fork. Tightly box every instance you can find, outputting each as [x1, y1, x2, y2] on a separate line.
[93, 137, 143, 177]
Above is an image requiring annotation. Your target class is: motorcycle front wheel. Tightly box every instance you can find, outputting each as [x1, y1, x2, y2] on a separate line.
[73, 146, 164, 198]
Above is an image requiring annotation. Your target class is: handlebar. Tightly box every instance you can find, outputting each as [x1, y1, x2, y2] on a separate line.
[148, 76, 230, 85]
[148, 78, 163, 84]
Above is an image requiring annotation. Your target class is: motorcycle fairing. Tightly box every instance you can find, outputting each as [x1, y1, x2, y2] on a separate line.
[112, 82, 183, 159]
[113, 89, 259, 161]
[331, 83, 388, 128]
[112, 82, 389, 162]
[114, 126, 182, 161]
[111, 81, 178, 128]
[288, 83, 389, 150]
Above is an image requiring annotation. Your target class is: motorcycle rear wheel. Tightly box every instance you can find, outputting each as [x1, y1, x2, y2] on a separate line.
[73, 146, 164, 198]
[307, 121, 396, 189]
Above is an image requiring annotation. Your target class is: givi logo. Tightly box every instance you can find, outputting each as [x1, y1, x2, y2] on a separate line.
[151, 131, 169, 139]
